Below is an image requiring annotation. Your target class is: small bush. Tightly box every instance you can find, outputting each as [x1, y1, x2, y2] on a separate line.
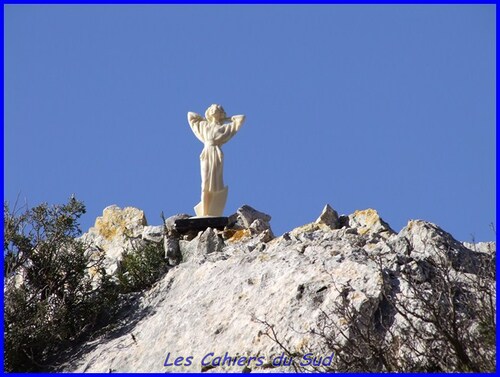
[116, 240, 168, 293]
[3, 197, 116, 371]
[4, 197, 171, 371]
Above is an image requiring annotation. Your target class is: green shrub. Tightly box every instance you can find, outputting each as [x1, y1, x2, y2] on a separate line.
[3, 197, 116, 371]
[116, 240, 168, 293]
[4, 197, 170, 371]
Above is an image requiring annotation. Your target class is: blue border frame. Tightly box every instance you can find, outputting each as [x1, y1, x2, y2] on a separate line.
[1, 1, 497, 375]
[1, 1, 498, 4]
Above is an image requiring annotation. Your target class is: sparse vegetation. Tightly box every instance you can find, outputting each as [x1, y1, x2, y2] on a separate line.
[116, 239, 168, 293]
[256, 244, 496, 372]
[3, 197, 115, 371]
[3, 197, 169, 372]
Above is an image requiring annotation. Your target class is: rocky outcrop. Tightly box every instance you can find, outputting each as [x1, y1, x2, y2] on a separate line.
[348, 208, 394, 238]
[81, 205, 150, 275]
[65, 204, 495, 372]
[81, 205, 274, 274]
[179, 227, 225, 263]
[315, 204, 339, 229]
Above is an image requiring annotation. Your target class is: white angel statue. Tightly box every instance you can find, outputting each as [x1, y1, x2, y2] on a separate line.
[187, 104, 245, 217]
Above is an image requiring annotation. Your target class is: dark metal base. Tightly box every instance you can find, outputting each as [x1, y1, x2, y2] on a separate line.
[174, 217, 229, 233]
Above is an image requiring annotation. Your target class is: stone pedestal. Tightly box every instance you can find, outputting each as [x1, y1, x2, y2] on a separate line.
[174, 217, 228, 234]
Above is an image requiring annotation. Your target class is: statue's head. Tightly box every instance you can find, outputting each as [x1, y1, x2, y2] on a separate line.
[205, 104, 226, 124]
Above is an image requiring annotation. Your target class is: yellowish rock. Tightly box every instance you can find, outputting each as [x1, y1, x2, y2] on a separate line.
[227, 229, 252, 243]
[290, 222, 332, 236]
[92, 205, 147, 241]
[349, 208, 394, 238]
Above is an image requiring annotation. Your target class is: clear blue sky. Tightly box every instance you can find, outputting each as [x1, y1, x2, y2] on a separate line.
[4, 5, 496, 241]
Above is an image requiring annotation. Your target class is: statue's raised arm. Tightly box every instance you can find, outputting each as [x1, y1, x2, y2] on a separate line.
[187, 104, 246, 217]
[187, 112, 205, 143]
[230, 115, 245, 130]
[188, 111, 203, 124]
[216, 114, 245, 146]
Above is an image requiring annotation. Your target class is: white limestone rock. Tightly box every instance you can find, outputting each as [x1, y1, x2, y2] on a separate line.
[235, 205, 272, 229]
[164, 236, 181, 265]
[224, 205, 274, 246]
[81, 205, 148, 274]
[60, 205, 495, 373]
[142, 225, 164, 243]
[397, 219, 488, 273]
[315, 204, 339, 229]
[179, 227, 225, 264]
[462, 241, 496, 254]
[64, 219, 384, 373]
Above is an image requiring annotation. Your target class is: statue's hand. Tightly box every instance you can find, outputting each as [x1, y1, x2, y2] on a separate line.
[230, 115, 245, 131]
[232, 115, 246, 124]
[188, 112, 204, 123]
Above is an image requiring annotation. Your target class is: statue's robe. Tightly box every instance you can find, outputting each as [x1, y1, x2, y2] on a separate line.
[189, 118, 240, 216]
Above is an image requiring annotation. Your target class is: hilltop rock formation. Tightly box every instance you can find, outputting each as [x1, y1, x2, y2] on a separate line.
[80, 205, 148, 275]
[62, 205, 495, 372]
